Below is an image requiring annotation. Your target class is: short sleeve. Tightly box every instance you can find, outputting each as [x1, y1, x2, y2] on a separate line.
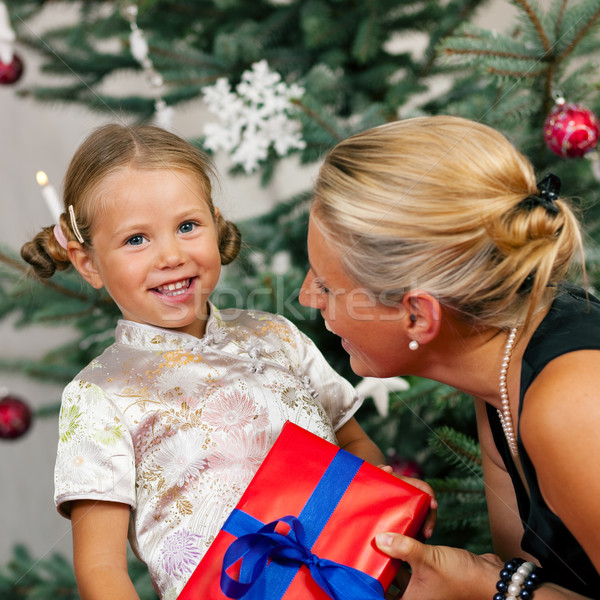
[54, 379, 136, 518]
[291, 326, 362, 431]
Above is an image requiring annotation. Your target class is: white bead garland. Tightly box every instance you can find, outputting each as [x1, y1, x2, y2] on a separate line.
[120, 4, 173, 129]
[497, 327, 518, 457]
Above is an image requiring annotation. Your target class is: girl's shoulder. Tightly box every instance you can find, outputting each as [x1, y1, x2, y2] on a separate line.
[214, 306, 300, 337]
[213, 307, 313, 357]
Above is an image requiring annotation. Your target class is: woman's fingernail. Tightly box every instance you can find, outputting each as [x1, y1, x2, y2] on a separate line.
[376, 533, 395, 548]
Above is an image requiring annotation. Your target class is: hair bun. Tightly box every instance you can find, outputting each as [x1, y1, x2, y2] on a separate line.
[21, 226, 70, 279]
[217, 218, 241, 265]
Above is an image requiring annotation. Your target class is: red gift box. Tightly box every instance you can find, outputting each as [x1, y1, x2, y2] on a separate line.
[178, 422, 430, 600]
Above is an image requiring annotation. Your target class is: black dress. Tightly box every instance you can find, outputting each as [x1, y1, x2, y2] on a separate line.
[487, 285, 600, 597]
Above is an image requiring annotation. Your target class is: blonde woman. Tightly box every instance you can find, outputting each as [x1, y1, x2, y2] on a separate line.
[300, 116, 600, 598]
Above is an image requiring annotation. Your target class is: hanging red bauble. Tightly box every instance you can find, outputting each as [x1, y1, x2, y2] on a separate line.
[0, 393, 33, 440]
[544, 98, 599, 158]
[387, 452, 424, 479]
[0, 52, 24, 85]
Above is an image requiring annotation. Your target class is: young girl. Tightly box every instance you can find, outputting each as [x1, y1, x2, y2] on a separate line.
[21, 123, 385, 600]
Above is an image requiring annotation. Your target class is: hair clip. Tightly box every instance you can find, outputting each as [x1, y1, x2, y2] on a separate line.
[518, 173, 561, 215]
[68, 205, 85, 244]
[53, 224, 69, 250]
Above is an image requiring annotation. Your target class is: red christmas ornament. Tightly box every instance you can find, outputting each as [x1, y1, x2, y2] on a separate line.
[0, 393, 33, 440]
[544, 98, 599, 158]
[0, 52, 24, 85]
[387, 452, 424, 479]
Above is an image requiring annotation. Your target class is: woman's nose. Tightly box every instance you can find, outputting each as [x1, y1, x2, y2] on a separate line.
[299, 271, 322, 309]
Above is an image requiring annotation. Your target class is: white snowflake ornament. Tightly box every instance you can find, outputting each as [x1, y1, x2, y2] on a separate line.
[355, 377, 410, 418]
[202, 60, 305, 173]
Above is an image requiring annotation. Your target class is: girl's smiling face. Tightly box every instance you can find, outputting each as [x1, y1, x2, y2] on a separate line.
[72, 167, 222, 338]
[299, 214, 409, 378]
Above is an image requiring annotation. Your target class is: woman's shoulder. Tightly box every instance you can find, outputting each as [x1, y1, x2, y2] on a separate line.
[526, 284, 600, 361]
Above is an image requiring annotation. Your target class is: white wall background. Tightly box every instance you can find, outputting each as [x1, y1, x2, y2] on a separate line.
[0, 0, 517, 570]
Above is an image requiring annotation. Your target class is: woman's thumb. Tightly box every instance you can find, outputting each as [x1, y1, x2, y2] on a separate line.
[375, 532, 419, 562]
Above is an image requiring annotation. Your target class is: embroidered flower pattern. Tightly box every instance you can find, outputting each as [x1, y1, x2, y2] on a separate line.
[253, 405, 269, 431]
[55, 441, 108, 486]
[173, 395, 200, 410]
[202, 390, 255, 432]
[154, 366, 203, 397]
[59, 403, 82, 443]
[208, 430, 270, 487]
[160, 529, 203, 577]
[92, 420, 124, 445]
[153, 429, 209, 489]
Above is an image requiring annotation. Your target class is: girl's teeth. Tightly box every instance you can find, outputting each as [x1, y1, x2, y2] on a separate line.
[157, 279, 190, 295]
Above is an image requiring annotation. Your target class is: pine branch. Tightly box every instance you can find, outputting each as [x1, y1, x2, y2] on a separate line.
[556, 5, 600, 63]
[420, 0, 486, 76]
[444, 47, 542, 62]
[512, 0, 551, 53]
[487, 66, 547, 78]
[428, 475, 486, 496]
[428, 426, 483, 470]
[0, 250, 92, 303]
[555, 0, 568, 37]
[291, 98, 343, 142]
[0, 544, 157, 600]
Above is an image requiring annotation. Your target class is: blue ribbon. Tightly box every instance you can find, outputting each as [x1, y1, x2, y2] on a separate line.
[219, 449, 385, 600]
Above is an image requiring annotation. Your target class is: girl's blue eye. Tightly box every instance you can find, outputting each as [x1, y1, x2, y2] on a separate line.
[179, 221, 196, 234]
[127, 235, 145, 246]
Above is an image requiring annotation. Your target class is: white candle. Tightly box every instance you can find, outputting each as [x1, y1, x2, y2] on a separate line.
[36, 171, 62, 223]
[0, 2, 15, 64]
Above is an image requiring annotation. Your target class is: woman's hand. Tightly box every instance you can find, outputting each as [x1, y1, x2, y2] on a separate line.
[379, 465, 437, 540]
[375, 532, 502, 600]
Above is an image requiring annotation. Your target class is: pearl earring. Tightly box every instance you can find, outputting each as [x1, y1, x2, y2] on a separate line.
[409, 339, 419, 351]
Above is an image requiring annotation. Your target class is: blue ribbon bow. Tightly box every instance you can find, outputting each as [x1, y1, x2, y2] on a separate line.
[220, 515, 384, 600]
[218, 447, 385, 600]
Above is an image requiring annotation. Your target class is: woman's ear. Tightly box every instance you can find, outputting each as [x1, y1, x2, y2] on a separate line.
[67, 242, 104, 289]
[402, 291, 441, 344]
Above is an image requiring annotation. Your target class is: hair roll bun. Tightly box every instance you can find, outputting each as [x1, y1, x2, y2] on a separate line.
[217, 215, 242, 265]
[21, 225, 71, 279]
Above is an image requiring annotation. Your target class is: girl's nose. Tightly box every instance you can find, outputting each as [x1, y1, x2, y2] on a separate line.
[157, 236, 185, 269]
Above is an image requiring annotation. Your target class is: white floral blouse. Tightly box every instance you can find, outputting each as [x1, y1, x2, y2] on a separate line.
[54, 304, 361, 600]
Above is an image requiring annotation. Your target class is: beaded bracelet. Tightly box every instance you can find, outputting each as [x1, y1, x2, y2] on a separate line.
[493, 558, 543, 600]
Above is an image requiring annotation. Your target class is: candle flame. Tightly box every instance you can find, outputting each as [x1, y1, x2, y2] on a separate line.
[36, 171, 49, 186]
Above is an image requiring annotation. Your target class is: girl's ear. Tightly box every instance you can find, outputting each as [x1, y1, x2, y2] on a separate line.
[67, 242, 104, 289]
[401, 290, 441, 344]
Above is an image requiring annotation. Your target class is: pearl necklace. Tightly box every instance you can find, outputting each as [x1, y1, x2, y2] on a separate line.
[497, 327, 518, 457]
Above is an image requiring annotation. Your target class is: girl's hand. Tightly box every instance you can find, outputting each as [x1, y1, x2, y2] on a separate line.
[375, 532, 502, 600]
[378, 464, 437, 539]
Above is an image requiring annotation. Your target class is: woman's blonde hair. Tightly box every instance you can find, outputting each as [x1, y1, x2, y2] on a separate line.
[312, 115, 584, 329]
[21, 123, 241, 278]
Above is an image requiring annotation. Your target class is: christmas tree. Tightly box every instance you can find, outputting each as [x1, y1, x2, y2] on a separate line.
[1, 0, 600, 597]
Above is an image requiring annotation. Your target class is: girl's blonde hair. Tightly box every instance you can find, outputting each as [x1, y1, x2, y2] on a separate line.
[21, 123, 241, 278]
[312, 115, 584, 329]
